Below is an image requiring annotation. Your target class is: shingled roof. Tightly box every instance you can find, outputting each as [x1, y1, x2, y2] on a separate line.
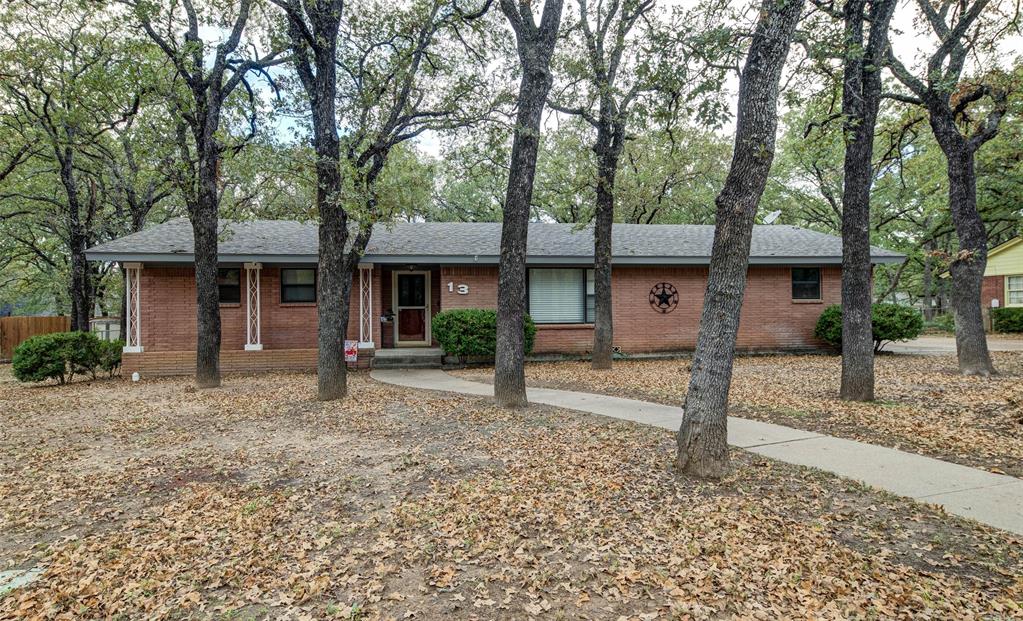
[86, 218, 904, 265]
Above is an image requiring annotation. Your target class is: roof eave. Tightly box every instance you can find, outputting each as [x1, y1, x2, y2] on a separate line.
[86, 251, 905, 266]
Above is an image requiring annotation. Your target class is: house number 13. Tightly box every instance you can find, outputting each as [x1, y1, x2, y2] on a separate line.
[447, 282, 469, 295]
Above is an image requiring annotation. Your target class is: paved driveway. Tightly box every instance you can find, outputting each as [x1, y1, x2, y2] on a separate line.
[886, 335, 1023, 354]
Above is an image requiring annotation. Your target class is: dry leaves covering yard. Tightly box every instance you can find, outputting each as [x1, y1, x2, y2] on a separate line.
[1, 367, 1021, 619]
[455, 352, 1023, 478]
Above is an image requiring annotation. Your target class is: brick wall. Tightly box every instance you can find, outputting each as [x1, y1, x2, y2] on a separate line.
[982, 275, 1003, 308]
[132, 266, 380, 374]
[442, 264, 840, 353]
[440, 266, 499, 309]
[134, 263, 840, 372]
[139, 266, 371, 352]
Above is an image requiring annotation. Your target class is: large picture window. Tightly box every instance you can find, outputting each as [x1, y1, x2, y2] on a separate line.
[217, 268, 240, 304]
[1007, 275, 1023, 306]
[791, 267, 821, 300]
[281, 268, 316, 303]
[528, 268, 595, 324]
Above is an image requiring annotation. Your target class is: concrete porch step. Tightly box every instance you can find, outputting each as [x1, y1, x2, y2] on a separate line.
[372, 347, 444, 369]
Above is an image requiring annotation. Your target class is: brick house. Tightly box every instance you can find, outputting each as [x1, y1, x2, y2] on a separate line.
[980, 236, 1023, 318]
[86, 219, 903, 375]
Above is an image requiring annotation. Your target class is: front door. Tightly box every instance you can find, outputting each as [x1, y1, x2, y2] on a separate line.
[394, 272, 430, 346]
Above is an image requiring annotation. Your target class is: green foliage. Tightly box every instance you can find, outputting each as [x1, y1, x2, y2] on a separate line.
[12, 333, 68, 384]
[99, 339, 125, 376]
[11, 331, 121, 384]
[813, 305, 843, 348]
[815, 304, 924, 352]
[872, 304, 925, 350]
[992, 307, 1023, 333]
[925, 313, 955, 333]
[432, 309, 537, 359]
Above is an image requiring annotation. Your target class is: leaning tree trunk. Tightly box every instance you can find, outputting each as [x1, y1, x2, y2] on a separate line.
[192, 144, 222, 388]
[676, 0, 805, 478]
[591, 141, 617, 370]
[838, 0, 896, 402]
[495, 70, 557, 407]
[941, 136, 994, 376]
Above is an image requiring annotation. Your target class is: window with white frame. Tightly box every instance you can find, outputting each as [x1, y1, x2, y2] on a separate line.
[1007, 275, 1023, 306]
[528, 268, 595, 324]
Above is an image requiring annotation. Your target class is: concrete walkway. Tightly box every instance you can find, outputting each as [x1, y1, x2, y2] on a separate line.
[371, 368, 1023, 536]
[887, 335, 1023, 354]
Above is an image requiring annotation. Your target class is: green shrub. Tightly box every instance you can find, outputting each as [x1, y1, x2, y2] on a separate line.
[12, 333, 68, 383]
[871, 303, 924, 350]
[98, 339, 124, 376]
[11, 331, 117, 384]
[813, 305, 843, 348]
[62, 331, 103, 379]
[992, 307, 1023, 333]
[432, 309, 537, 359]
[814, 303, 924, 352]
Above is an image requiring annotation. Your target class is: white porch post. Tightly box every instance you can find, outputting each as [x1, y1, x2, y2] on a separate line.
[123, 262, 143, 353]
[358, 263, 374, 348]
[244, 262, 263, 351]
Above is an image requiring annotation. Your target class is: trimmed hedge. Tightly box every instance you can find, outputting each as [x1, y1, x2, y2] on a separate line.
[814, 303, 923, 352]
[432, 309, 537, 359]
[12, 331, 122, 384]
[992, 307, 1023, 333]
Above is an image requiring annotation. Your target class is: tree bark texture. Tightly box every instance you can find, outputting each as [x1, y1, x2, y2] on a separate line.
[55, 142, 92, 332]
[839, 0, 896, 401]
[676, 0, 805, 478]
[192, 139, 222, 388]
[278, 0, 349, 401]
[591, 128, 623, 370]
[494, 0, 565, 407]
[937, 130, 994, 375]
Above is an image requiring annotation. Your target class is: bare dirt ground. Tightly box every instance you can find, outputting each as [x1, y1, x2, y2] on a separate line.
[455, 352, 1023, 479]
[1, 367, 1021, 619]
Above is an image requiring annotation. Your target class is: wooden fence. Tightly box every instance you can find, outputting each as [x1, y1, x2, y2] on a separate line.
[0, 316, 71, 362]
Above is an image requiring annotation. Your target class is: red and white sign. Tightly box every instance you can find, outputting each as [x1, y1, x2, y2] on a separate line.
[344, 340, 358, 362]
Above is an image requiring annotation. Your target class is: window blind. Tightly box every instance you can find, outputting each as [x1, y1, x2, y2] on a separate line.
[529, 269, 585, 323]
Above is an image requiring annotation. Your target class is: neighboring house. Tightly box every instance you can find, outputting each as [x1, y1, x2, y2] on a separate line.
[85, 218, 904, 375]
[981, 236, 1023, 312]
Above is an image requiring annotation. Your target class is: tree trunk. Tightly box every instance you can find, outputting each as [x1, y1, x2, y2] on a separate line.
[494, 0, 565, 408]
[317, 210, 349, 401]
[192, 144, 222, 388]
[676, 0, 804, 478]
[838, 0, 895, 401]
[495, 74, 550, 407]
[591, 139, 617, 370]
[56, 144, 91, 332]
[939, 137, 994, 375]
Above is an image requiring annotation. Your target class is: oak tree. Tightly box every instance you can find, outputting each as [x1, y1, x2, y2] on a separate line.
[494, 0, 566, 408]
[677, 0, 806, 478]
